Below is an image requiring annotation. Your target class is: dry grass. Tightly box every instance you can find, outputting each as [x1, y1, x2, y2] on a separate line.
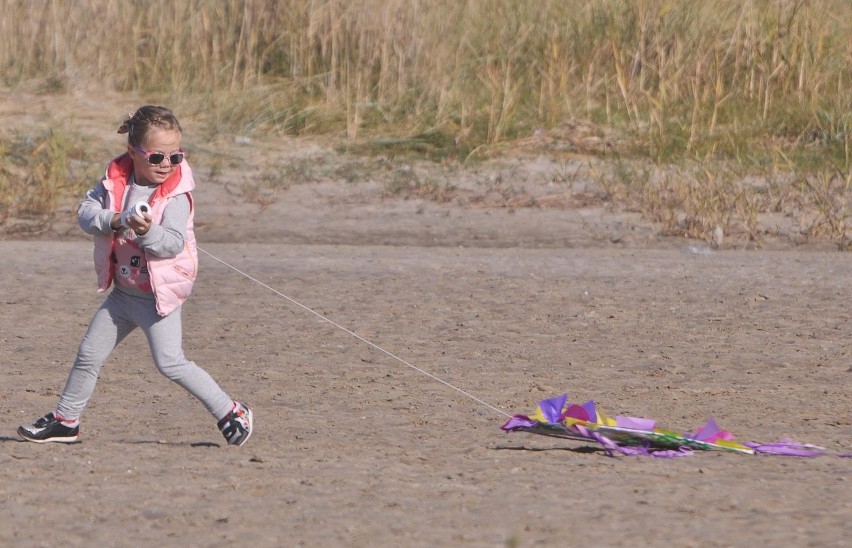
[0, 129, 97, 230]
[0, 0, 850, 246]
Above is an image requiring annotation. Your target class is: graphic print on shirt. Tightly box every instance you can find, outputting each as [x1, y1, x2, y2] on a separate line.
[113, 237, 152, 292]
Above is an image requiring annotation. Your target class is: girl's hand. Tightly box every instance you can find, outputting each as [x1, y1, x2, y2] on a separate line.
[128, 213, 152, 235]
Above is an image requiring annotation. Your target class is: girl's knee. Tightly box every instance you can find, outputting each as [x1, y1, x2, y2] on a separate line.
[74, 343, 109, 371]
[155, 360, 186, 381]
[155, 357, 200, 383]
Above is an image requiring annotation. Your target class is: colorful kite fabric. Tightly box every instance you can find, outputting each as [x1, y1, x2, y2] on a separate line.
[501, 394, 851, 459]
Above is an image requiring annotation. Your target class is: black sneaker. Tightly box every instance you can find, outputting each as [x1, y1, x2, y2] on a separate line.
[18, 413, 80, 444]
[217, 402, 253, 447]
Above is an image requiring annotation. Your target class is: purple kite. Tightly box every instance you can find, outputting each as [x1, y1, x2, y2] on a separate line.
[502, 393, 851, 459]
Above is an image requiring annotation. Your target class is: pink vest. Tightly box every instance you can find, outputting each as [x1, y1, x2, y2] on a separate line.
[91, 154, 198, 317]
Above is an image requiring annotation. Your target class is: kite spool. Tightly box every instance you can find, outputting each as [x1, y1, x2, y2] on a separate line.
[120, 201, 151, 228]
[133, 202, 150, 217]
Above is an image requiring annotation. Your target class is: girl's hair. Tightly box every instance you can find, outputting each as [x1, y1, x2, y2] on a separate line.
[117, 105, 182, 146]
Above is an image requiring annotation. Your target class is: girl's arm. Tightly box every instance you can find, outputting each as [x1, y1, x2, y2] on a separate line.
[77, 182, 119, 235]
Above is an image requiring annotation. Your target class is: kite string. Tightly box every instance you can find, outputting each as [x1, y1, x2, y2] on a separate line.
[197, 247, 513, 419]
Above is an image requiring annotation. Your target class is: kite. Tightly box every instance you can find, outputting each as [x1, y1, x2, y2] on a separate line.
[501, 393, 851, 458]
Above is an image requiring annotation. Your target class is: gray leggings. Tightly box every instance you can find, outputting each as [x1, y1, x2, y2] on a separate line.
[56, 289, 233, 421]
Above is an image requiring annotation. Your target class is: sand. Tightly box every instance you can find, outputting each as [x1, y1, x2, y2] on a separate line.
[0, 88, 850, 547]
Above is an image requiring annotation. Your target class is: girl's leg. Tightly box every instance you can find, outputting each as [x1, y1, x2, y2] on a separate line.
[141, 306, 234, 420]
[56, 293, 135, 420]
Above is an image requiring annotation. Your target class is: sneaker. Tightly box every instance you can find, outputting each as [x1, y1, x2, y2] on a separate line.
[18, 412, 80, 444]
[217, 402, 253, 447]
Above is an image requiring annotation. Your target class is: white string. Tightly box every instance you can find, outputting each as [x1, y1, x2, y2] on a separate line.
[198, 247, 513, 419]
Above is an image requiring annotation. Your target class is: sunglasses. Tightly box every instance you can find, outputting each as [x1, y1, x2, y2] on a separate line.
[134, 146, 185, 166]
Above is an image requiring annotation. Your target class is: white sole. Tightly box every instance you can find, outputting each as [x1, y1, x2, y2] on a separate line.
[17, 426, 80, 444]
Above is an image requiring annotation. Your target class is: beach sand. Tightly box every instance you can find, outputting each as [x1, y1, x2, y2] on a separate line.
[1, 88, 850, 547]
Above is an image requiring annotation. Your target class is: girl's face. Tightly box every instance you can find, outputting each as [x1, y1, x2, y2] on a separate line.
[128, 127, 183, 186]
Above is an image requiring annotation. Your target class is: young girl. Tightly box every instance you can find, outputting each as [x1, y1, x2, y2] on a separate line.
[18, 105, 253, 446]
